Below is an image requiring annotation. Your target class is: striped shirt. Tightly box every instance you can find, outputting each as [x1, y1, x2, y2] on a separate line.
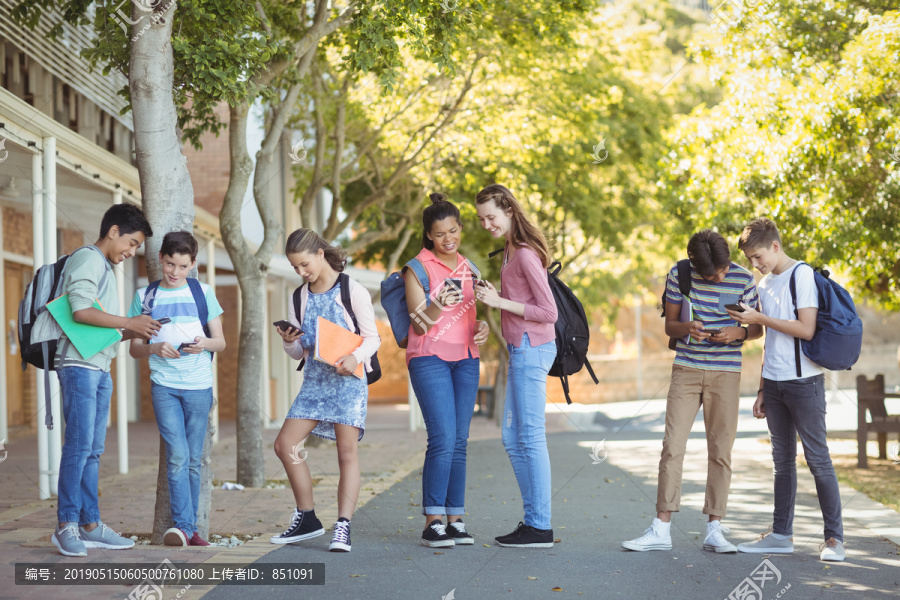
[127, 281, 223, 390]
[666, 262, 759, 373]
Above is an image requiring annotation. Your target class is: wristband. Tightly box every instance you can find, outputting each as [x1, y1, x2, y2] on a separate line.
[740, 326, 749, 341]
[757, 388, 764, 395]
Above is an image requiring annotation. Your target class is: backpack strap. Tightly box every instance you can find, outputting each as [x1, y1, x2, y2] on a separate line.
[143, 280, 161, 314]
[788, 262, 811, 378]
[404, 258, 431, 307]
[676, 259, 692, 298]
[465, 258, 481, 280]
[339, 273, 361, 334]
[187, 278, 213, 361]
[292, 283, 307, 372]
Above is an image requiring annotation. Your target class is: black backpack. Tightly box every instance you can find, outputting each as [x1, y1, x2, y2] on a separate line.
[291, 273, 382, 385]
[660, 259, 692, 351]
[491, 249, 599, 404]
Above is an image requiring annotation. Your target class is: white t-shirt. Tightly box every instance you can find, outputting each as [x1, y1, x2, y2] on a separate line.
[758, 262, 822, 381]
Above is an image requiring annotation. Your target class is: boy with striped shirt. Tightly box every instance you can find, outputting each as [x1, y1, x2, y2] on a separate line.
[128, 232, 226, 546]
[622, 230, 762, 553]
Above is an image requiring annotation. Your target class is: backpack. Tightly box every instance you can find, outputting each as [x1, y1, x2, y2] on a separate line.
[660, 259, 692, 351]
[292, 273, 382, 384]
[489, 248, 599, 405]
[546, 261, 599, 404]
[18, 245, 110, 429]
[788, 263, 863, 374]
[379, 256, 481, 348]
[141, 278, 214, 361]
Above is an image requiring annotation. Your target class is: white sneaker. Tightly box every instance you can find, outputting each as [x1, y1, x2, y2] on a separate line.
[703, 521, 737, 553]
[622, 518, 672, 551]
[820, 538, 846, 562]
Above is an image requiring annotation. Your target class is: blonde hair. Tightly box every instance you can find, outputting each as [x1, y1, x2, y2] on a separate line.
[284, 229, 347, 272]
[475, 184, 551, 268]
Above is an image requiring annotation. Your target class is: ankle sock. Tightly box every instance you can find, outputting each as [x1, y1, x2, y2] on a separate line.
[771, 532, 790, 540]
[653, 518, 671, 533]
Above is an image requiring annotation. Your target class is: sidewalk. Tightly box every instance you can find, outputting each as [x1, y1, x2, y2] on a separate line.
[3, 397, 899, 600]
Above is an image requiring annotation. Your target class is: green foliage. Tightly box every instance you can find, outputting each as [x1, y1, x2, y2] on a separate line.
[660, 1, 900, 308]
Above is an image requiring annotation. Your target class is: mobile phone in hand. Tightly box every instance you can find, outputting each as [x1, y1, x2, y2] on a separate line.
[177, 342, 196, 351]
[273, 320, 300, 334]
[724, 303, 745, 312]
[157, 317, 171, 325]
[474, 279, 488, 288]
[701, 328, 722, 334]
[445, 278, 462, 291]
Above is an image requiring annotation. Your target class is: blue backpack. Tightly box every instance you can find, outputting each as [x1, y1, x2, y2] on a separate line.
[788, 263, 863, 374]
[142, 278, 214, 361]
[380, 257, 480, 348]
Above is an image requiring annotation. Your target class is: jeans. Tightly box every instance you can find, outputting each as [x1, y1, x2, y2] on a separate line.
[57, 367, 112, 525]
[763, 375, 843, 542]
[408, 355, 480, 516]
[657, 365, 741, 517]
[151, 383, 213, 533]
[503, 332, 557, 530]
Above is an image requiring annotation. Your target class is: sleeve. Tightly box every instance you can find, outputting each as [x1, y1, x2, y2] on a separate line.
[282, 289, 306, 361]
[127, 289, 144, 318]
[203, 284, 224, 321]
[664, 266, 682, 305]
[795, 265, 819, 310]
[65, 250, 105, 312]
[349, 281, 381, 364]
[519, 249, 557, 324]
[742, 275, 760, 310]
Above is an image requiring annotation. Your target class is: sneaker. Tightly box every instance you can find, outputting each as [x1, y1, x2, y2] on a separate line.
[737, 530, 794, 554]
[79, 521, 134, 550]
[52, 523, 87, 557]
[703, 521, 737, 553]
[189, 532, 211, 547]
[495, 521, 554, 548]
[270, 508, 325, 544]
[447, 520, 474, 545]
[163, 527, 190, 547]
[820, 538, 846, 562]
[329, 518, 351, 552]
[622, 518, 672, 551]
[422, 519, 455, 548]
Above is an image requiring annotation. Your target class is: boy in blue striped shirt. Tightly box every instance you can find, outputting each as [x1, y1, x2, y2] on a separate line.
[623, 230, 762, 553]
[128, 232, 226, 546]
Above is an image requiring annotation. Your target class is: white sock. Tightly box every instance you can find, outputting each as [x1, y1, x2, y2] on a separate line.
[707, 521, 721, 531]
[653, 518, 671, 534]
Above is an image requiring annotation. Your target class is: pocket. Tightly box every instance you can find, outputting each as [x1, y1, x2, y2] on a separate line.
[537, 343, 557, 371]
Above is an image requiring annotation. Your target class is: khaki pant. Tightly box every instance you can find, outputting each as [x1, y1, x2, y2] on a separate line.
[656, 364, 741, 517]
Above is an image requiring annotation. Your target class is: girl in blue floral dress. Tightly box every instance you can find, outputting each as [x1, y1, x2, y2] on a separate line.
[270, 229, 380, 553]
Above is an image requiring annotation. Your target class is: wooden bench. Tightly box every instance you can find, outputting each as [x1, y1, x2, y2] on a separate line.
[856, 374, 900, 468]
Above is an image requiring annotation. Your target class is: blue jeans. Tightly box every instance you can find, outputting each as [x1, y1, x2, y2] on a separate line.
[151, 383, 213, 533]
[503, 332, 557, 530]
[57, 367, 112, 525]
[408, 355, 480, 516]
[763, 375, 843, 542]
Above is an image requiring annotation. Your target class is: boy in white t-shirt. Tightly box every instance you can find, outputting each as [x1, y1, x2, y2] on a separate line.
[730, 217, 845, 562]
[128, 232, 226, 547]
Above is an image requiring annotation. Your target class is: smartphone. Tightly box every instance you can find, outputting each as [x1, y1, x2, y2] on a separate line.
[157, 317, 171, 325]
[177, 342, 196, 351]
[273, 320, 300, 333]
[474, 279, 489, 288]
[701, 328, 722, 334]
[724, 303, 745, 312]
[444, 278, 463, 291]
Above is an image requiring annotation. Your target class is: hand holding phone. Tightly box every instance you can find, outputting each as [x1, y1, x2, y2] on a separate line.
[701, 328, 722, 335]
[157, 317, 171, 325]
[445, 278, 463, 291]
[724, 303, 745, 312]
[273, 320, 300, 334]
[177, 342, 196, 352]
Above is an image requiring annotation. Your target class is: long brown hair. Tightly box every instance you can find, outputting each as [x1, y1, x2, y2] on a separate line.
[475, 184, 551, 268]
[285, 228, 347, 272]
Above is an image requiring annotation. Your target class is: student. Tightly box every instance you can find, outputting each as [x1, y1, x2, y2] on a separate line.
[473, 184, 558, 548]
[405, 193, 490, 547]
[52, 204, 158, 557]
[127, 231, 226, 547]
[622, 230, 762, 554]
[271, 229, 380, 553]
[733, 217, 845, 562]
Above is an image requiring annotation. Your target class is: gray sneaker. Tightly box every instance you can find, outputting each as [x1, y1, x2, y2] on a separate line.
[79, 521, 134, 550]
[737, 531, 793, 554]
[52, 523, 87, 557]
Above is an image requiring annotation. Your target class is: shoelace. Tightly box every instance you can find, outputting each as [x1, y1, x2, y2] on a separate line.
[282, 511, 302, 535]
[332, 521, 350, 544]
[60, 524, 80, 539]
[93, 522, 116, 538]
[819, 538, 842, 551]
[429, 522, 448, 536]
[450, 522, 467, 534]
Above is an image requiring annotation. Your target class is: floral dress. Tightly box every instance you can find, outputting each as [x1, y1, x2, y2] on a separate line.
[285, 283, 368, 441]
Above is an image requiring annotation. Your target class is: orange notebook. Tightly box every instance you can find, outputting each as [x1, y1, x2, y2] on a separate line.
[314, 316, 365, 379]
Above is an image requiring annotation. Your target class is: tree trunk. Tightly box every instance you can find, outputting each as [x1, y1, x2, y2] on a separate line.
[128, 0, 212, 542]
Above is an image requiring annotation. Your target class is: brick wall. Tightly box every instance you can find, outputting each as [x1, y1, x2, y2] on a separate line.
[183, 103, 231, 218]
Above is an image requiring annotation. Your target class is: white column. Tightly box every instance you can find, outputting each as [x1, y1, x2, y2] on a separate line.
[33, 150, 50, 500]
[206, 238, 219, 444]
[42, 137, 62, 497]
[635, 295, 642, 401]
[0, 204, 7, 444]
[113, 192, 128, 474]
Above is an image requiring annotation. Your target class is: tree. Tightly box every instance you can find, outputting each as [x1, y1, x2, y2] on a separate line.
[658, 1, 900, 307]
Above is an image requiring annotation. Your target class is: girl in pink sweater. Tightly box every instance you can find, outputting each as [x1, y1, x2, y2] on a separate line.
[474, 184, 558, 548]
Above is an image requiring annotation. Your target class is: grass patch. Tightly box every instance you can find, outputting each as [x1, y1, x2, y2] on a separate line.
[831, 454, 900, 514]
